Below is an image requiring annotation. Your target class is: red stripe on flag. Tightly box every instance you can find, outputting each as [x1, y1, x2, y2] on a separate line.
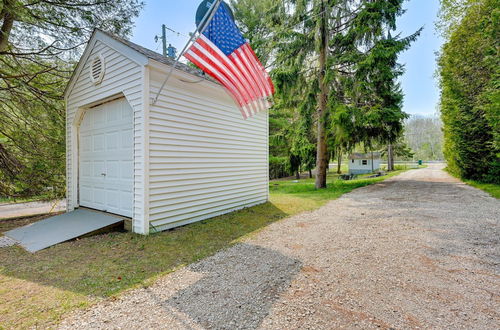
[185, 50, 250, 119]
[198, 35, 259, 113]
[245, 44, 275, 95]
[234, 46, 267, 104]
[237, 45, 271, 110]
[184, 37, 275, 118]
[229, 52, 264, 115]
[193, 39, 253, 106]
[194, 37, 258, 115]
[184, 50, 249, 119]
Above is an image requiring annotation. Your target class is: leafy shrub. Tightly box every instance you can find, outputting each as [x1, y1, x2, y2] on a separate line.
[269, 156, 292, 179]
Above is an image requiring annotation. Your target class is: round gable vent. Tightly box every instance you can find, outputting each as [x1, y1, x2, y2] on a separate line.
[90, 54, 105, 85]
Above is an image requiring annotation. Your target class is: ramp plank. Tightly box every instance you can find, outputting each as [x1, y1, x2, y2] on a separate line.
[4, 209, 123, 252]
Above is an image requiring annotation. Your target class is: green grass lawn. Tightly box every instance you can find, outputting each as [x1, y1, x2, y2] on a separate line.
[462, 179, 500, 199]
[0, 194, 54, 205]
[444, 168, 499, 199]
[0, 169, 408, 329]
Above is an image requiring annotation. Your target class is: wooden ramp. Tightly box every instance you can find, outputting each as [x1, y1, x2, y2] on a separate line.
[4, 209, 124, 252]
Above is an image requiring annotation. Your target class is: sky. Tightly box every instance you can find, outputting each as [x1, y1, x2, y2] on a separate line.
[131, 0, 443, 117]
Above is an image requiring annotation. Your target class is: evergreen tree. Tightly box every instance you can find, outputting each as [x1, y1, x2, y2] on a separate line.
[232, 0, 419, 183]
[438, 0, 499, 183]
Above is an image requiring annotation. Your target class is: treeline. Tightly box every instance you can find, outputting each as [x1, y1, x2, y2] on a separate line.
[404, 115, 444, 161]
[232, 0, 420, 185]
[438, 0, 499, 183]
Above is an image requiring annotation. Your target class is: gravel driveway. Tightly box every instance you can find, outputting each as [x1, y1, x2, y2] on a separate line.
[60, 164, 499, 329]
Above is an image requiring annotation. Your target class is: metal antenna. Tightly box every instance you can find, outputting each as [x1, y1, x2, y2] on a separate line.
[151, 0, 222, 106]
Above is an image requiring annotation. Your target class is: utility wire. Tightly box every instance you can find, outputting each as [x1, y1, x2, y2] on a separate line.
[163, 26, 190, 38]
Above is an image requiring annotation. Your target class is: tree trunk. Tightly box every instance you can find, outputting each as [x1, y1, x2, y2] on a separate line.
[0, 0, 15, 52]
[295, 170, 300, 180]
[388, 144, 394, 171]
[309, 169, 313, 178]
[315, 0, 329, 189]
[337, 151, 342, 174]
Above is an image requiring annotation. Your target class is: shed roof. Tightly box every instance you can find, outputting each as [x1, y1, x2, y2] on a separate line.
[97, 29, 211, 81]
[349, 152, 381, 160]
[65, 29, 214, 97]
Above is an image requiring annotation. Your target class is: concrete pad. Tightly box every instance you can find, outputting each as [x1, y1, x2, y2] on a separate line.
[4, 209, 123, 252]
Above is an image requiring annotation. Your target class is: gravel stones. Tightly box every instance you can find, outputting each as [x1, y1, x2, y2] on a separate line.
[0, 236, 17, 248]
[59, 164, 500, 329]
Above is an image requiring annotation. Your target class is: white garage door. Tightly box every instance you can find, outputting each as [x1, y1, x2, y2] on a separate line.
[79, 98, 134, 217]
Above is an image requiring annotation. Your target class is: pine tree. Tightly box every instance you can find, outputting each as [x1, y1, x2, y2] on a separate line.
[438, 0, 499, 183]
[233, 0, 419, 184]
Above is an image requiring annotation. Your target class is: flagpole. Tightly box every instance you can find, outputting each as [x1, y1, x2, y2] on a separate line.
[151, 0, 223, 106]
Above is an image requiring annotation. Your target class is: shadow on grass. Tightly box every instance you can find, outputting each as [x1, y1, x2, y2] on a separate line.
[0, 202, 289, 298]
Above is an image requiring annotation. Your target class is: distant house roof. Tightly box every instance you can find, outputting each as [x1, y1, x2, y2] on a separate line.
[349, 152, 381, 160]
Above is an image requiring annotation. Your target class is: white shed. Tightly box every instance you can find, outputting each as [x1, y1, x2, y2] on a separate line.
[65, 29, 269, 235]
[348, 152, 381, 175]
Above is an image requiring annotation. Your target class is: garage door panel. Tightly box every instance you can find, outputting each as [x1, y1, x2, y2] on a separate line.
[106, 160, 120, 179]
[93, 134, 105, 151]
[106, 189, 119, 209]
[107, 102, 121, 122]
[79, 98, 133, 217]
[121, 129, 134, 149]
[92, 161, 105, 178]
[81, 161, 92, 178]
[119, 191, 133, 215]
[93, 108, 106, 126]
[80, 186, 92, 204]
[121, 161, 134, 179]
[81, 135, 92, 152]
[121, 102, 133, 119]
[106, 131, 119, 151]
[93, 187, 106, 208]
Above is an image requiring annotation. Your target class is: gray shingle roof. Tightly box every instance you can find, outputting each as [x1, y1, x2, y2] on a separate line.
[349, 152, 381, 160]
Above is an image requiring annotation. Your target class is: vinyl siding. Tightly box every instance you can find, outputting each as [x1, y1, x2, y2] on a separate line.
[66, 38, 147, 234]
[147, 64, 269, 231]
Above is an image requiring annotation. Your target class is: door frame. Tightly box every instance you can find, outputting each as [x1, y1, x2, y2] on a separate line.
[70, 93, 133, 215]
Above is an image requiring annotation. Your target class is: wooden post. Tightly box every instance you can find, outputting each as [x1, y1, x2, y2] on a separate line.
[388, 144, 394, 171]
[371, 151, 374, 172]
[337, 150, 342, 174]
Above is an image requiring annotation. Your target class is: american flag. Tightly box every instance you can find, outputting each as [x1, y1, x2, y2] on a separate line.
[184, 3, 275, 119]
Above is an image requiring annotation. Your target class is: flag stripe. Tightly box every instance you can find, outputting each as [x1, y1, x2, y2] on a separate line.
[246, 44, 275, 94]
[191, 43, 248, 101]
[229, 52, 264, 115]
[195, 36, 260, 114]
[190, 42, 254, 110]
[184, 49, 250, 119]
[233, 48, 267, 111]
[183, 3, 275, 119]
[237, 46, 272, 109]
[245, 44, 274, 97]
[238, 45, 270, 99]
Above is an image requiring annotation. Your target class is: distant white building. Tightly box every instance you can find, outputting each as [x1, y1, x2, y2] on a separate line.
[348, 152, 381, 175]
